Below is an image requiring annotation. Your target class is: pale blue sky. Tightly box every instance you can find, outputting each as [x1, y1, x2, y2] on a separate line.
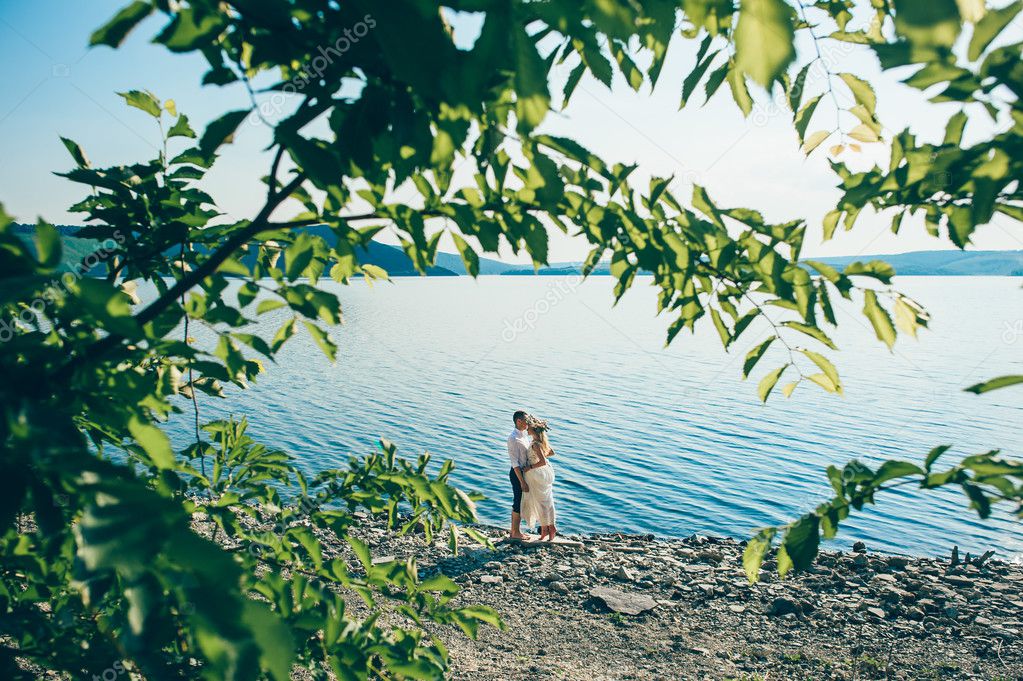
[1, 1, 1020, 263]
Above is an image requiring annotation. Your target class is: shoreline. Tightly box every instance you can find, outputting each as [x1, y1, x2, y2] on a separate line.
[215, 512, 1023, 680]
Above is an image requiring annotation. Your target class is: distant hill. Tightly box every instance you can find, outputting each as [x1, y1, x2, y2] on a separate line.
[11, 223, 463, 277]
[502, 250, 1023, 277]
[805, 250, 1023, 277]
[11, 224, 1023, 277]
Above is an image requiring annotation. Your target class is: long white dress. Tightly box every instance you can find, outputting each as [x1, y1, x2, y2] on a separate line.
[521, 442, 556, 527]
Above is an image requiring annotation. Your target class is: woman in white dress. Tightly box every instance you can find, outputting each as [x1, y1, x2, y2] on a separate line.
[520, 416, 557, 541]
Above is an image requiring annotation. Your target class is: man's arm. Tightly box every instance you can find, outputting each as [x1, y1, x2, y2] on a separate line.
[508, 438, 529, 492]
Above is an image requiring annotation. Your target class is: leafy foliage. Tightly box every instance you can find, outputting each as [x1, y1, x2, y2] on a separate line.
[2, 0, 1022, 677]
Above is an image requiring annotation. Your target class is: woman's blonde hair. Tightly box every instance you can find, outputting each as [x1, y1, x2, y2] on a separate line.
[527, 416, 554, 456]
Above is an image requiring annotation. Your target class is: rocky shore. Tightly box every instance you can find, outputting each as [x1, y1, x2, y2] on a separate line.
[341, 517, 1023, 680]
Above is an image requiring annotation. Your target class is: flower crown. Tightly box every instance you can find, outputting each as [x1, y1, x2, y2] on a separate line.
[525, 414, 551, 432]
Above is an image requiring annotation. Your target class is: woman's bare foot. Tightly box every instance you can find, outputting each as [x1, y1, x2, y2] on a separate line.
[548, 526, 557, 541]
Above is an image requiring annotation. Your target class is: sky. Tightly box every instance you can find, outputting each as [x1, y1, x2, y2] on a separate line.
[0, 1, 1021, 264]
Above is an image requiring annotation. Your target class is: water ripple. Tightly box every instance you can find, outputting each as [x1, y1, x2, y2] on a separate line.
[162, 276, 1023, 560]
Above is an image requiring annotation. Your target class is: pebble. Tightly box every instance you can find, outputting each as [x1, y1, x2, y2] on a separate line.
[234, 512, 1023, 678]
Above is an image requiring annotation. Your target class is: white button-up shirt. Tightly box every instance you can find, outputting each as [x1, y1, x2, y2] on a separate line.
[507, 428, 531, 470]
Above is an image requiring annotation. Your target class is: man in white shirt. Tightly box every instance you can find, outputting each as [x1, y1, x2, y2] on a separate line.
[507, 410, 532, 539]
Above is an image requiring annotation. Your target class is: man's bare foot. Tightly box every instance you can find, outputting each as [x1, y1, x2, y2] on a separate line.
[509, 531, 524, 540]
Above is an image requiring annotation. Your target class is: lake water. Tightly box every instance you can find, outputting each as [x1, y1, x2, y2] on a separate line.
[165, 275, 1023, 560]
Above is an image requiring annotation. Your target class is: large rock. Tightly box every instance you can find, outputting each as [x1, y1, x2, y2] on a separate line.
[589, 586, 657, 615]
[768, 597, 802, 616]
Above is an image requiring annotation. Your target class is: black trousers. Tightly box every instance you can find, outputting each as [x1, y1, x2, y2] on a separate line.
[509, 467, 522, 514]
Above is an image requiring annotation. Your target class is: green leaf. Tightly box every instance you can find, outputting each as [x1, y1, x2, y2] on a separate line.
[347, 536, 372, 569]
[844, 260, 895, 283]
[513, 26, 550, 132]
[779, 513, 819, 578]
[168, 114, 196, 139]
[284, 233, 315, 281]
[782, 321, 837, 350]
[241, 600, 296, 681]
[848, 123, 881, 143]
[271, 317, 297, 352]
[757, 363, 788, 402]
[303, 321, 337, 362]
[60, 136, 90, 168]
[734, 0, 796, 87]
[257, 299, 286, 315]
[710, 308, 731, 347]
[964, 375, 1023, 394]
[892, 0, 962, 48]
[90, 0, 154, 47]
[562, 62, 586, 106]
[799, 349, 842, 394]
[419, 573, 459, 594]
[794, 94, 822, 141]
[743, 528, 775, 583]
[838, 73, 877, 114]
[199, 110, 249, 158]
[681, 44, 720, 107]
[862, 290, 897, 350]
[128, 417, 175, 469]
[34, 220, 62, 269]
[727, 64, 753, 116]
[968, 3, 1021, 60]
[924, 445, 952, 472]
[821, 209, 841, 241]
[873, 460, 924, 485]
[801, 130, 831, 154]
[743, 336, 775, 377]
[450, 232, 480, 277]
[118, 90, 162, 118]
[942, 110, 968, 146]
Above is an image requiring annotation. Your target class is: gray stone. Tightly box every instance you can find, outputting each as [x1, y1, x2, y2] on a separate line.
[589, 586, 657, 615]
[769, 597, 801, 616]
[549, 580, 570, 594]
[480, 575, 504, 585]
[945, 575, 973, 588]
[866, 607, 887, 619]
[616, 566, 635, 582]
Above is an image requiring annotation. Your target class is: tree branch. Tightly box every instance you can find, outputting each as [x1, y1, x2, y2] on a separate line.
[55, 174, 307, 378]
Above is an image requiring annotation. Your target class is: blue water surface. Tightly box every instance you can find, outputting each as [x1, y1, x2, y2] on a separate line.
[163, 275, 1023, 560]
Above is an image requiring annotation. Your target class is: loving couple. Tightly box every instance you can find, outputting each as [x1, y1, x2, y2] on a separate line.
[506, 410, 558, 541]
